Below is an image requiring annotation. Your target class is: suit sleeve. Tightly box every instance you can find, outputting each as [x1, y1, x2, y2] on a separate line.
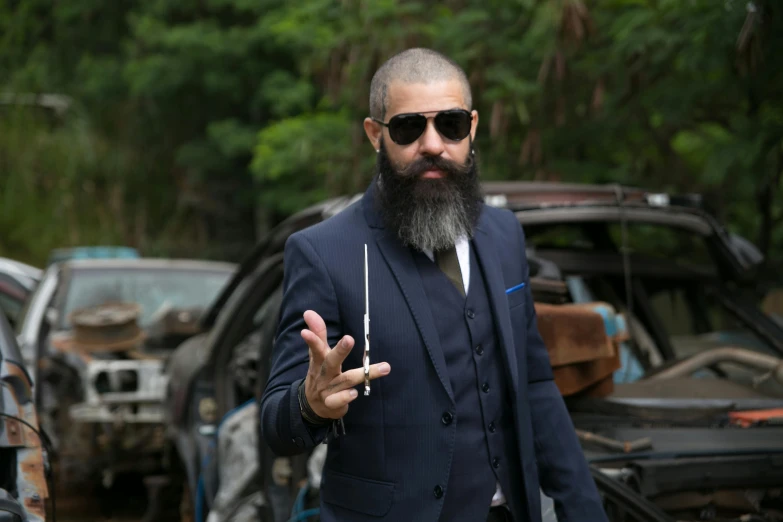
[260, 232, 343, 456]
[516, 223, 609, 522]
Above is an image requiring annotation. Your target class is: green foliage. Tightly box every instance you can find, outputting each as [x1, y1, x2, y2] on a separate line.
[1, 0, 783, 266]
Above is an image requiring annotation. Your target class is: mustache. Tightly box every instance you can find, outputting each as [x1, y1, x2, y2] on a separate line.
[396, 152, 473, 179]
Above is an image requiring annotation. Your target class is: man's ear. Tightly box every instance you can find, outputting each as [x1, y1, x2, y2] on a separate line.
[364, 117, 383, 151]
[469, 110, 479, 142]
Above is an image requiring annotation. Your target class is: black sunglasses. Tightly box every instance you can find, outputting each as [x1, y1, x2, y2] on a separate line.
[372, 109, 472, 145]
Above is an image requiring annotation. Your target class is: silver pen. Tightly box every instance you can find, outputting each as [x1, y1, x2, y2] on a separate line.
[363, 243, 371, 396]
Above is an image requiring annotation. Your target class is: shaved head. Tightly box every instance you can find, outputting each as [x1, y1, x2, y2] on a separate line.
[369, 48, 472, 120]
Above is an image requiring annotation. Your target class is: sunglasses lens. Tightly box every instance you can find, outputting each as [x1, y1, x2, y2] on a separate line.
[435, 110, 471, 141]
[388, 114, 427, 145]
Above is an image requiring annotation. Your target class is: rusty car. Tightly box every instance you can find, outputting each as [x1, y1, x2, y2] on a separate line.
[0, 302, 51, 521]
[161, 180, 783, 522]
[12, 257, 236, 508]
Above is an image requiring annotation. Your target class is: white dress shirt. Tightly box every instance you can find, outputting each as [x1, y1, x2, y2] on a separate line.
[422, 237, 507, 507]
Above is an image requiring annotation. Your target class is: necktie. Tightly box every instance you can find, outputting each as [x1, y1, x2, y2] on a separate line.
[435, 245, 465, 297]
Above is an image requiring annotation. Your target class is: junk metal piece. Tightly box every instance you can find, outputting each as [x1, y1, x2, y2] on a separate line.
[645, 347, 783, 385]
[576, 429, 653, 453]
[70, 359, 168, 424]
[68, 302, 146, 353]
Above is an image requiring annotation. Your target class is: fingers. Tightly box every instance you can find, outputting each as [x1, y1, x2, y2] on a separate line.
[303, 310, 328, 345]
[322, 335, 355, 373]
[327, 362, 390, 393]
[301, 328, 328, 360]
[300, 310, 331, 360]
[307, 362, 391, 418]
[323, 388, 358, 410]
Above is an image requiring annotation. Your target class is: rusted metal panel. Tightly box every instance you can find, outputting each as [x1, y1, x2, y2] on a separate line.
[20, 447, 48, 521]
[70, 359, 168, 424]
[0, 357, 50, 521]
[534, 301, 627, 397]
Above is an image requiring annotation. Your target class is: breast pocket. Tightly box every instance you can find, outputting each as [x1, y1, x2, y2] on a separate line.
[507, 285, 526, 310]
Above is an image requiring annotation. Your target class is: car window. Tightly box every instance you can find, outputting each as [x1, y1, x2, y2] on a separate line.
[643, 280, 783, 392]
[59, 268, 231, 329]
[646, 284, 772, 357]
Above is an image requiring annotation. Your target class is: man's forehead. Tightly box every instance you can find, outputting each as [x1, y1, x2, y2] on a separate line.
[384, 80, 467, 118]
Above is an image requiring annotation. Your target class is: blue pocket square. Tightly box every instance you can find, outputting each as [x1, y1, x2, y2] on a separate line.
[505, 282, 526, 294]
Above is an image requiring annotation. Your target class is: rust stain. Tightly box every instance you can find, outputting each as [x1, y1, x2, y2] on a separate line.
[23, 493, 45, 519]
[21, 449, 49, 520]
[5, 418, 24, 446]
[21, 450, 49, 490]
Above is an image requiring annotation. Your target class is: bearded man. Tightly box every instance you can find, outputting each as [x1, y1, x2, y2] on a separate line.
[260, 48, 608, 522]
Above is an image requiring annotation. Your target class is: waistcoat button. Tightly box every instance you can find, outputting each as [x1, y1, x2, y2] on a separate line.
[441, 412, 453, 425]
[492, 457, 500, 468]
[466, 309, 475, 319]
[434, 485, 444, 499]
[488, 422, 496, 433]
[475, 344, 484, 355]
[482, 382, 490, 393]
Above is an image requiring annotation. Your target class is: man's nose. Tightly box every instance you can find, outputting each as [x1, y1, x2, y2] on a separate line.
[417, 120, 445, 156]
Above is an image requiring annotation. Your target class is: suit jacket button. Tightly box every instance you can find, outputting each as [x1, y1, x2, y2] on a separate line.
[466, 309, 475, 319]
[441, 412, 453, 425]
[292, 437, 304, 448]
[433, 485, 444, 499]
[493, 457, 500, 469]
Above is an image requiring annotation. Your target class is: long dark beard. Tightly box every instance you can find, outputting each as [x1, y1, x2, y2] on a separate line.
[374, 139, 483, 252]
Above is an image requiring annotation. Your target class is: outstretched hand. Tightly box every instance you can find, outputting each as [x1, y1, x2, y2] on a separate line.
[301, 310, 390, 419]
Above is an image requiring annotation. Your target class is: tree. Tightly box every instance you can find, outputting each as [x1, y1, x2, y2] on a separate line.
[2, 0, 782, 266]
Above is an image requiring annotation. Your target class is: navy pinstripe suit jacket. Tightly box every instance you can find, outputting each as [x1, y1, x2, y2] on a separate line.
[260, 181, 608, 522]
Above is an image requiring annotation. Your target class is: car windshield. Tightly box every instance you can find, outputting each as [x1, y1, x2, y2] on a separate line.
[59, 267, 232, 330]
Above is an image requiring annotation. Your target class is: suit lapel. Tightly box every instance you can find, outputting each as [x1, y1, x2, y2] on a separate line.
[472, 221, 521, 394]
[373, 230, 455, 403]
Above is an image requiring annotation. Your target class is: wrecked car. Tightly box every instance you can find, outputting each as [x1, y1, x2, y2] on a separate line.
[484, 181, 783, 395]
[164, 181, 783, 522]
[0, 304, 51, 521]
[12, 257, 235, 499]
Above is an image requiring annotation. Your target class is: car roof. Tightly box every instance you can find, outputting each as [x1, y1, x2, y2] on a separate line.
[0, 258, 42, 280]
[480, 180, 703, 212]
[61, 258, 237, 272]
